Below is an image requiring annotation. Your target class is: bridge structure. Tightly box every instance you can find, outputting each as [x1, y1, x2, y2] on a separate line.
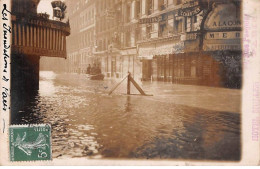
[10, 0, 70, 122]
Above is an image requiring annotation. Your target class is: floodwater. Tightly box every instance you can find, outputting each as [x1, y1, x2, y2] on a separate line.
[12, 71, 241, 161]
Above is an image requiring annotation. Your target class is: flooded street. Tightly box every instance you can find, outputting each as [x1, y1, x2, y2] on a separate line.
[12, 71, 241, 161]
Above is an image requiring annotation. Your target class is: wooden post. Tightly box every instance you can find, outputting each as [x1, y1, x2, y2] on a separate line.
[127, 72, 131, 95]
[128, 75, 146, 95]
[108, 72, 152, 96]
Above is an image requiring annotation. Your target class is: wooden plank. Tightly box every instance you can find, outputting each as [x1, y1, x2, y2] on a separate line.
[108, 73, 129, 95]
[128, 75, 146, 95]
[127, 74, 131, 95]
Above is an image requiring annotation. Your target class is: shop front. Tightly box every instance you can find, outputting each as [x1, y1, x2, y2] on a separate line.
[138, 40, 185, 82]
[202, 2, 242, 88]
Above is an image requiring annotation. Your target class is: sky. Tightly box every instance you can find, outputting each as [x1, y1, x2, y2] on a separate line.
[37, 0, 54, 18]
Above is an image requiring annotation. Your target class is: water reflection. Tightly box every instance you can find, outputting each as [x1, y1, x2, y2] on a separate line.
[12, 71, 241, 160]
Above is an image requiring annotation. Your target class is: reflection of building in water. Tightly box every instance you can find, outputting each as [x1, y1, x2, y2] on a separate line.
[63, 0, 241, 88]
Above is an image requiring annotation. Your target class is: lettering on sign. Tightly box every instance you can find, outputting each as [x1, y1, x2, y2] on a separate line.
[186, 33, 197, 40]
[204, 44, 241, 51]
[204, 3, 242, 30]
[182, 0, 199, 9]
[138, 16, 163, 24]
[212, 20, 241, 28]
[12, 46, 66, 58]
[205, 32, 241, 40]
[177, 6, 201, 16]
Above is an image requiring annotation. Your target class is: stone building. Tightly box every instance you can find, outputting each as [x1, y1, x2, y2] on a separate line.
[65, 0, 96, 73]
[64, 0, 242, 88]
[137, 0, 242, 88]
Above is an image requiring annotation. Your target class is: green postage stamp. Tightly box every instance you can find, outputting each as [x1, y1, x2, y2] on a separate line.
[9, 124, 52, 162]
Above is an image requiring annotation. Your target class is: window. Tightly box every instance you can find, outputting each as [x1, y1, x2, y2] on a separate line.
[135, 29, 140, 44]
[126, 4, 131, 22]
[193, 16, 197, 23]
[159, 0, 167, 11]
[125, 32, 131, 47]
[175, 19, 183, 33]
[159, 23, 167, 37]
[147, 0, 153, 15]
[146, 24, 151, 39]
[136, 1, 141, 18]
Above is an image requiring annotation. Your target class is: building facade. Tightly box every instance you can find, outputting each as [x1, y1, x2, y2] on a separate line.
[137, 0, 242, 88]
[65, 0, 242, 88]
[65, 0, 96, 73]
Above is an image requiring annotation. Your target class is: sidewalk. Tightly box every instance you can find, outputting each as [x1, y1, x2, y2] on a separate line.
[140, 81, 241, 113]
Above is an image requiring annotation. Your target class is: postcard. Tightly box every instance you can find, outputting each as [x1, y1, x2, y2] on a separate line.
[0, 0, 259, 165]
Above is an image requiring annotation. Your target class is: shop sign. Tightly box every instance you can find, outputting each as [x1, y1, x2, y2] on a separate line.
[176, 6, 201, 17]
[204, 31, 241, 51]
[204, 3, 241, 30]
[138, 42, 184, 57]
[182, 0, 199, 9]
[186, 33, 197, 40]
[138, 16, 163, 24]
[205, 31, 241, 40]
[203, 44, 241, 51]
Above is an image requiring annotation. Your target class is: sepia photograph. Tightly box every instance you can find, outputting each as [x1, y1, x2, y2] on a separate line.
[2, 0, 258, 165]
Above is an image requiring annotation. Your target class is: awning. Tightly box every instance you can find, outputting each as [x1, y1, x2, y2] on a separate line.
[138, 42, 184, 58]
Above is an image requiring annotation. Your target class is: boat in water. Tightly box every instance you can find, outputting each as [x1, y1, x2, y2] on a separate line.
[88, 74, 105, 80]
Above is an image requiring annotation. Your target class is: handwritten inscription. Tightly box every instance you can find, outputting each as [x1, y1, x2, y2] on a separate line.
[1, 3, 11, 133]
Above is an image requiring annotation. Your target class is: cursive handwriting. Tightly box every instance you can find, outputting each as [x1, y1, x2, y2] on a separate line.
[2, 87, 8, 111]
[1, 4, 10, 20]
[2, 3, 11, 133]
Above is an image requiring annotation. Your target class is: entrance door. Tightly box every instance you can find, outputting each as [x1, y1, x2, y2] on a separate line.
[142, 60, 152, 81]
